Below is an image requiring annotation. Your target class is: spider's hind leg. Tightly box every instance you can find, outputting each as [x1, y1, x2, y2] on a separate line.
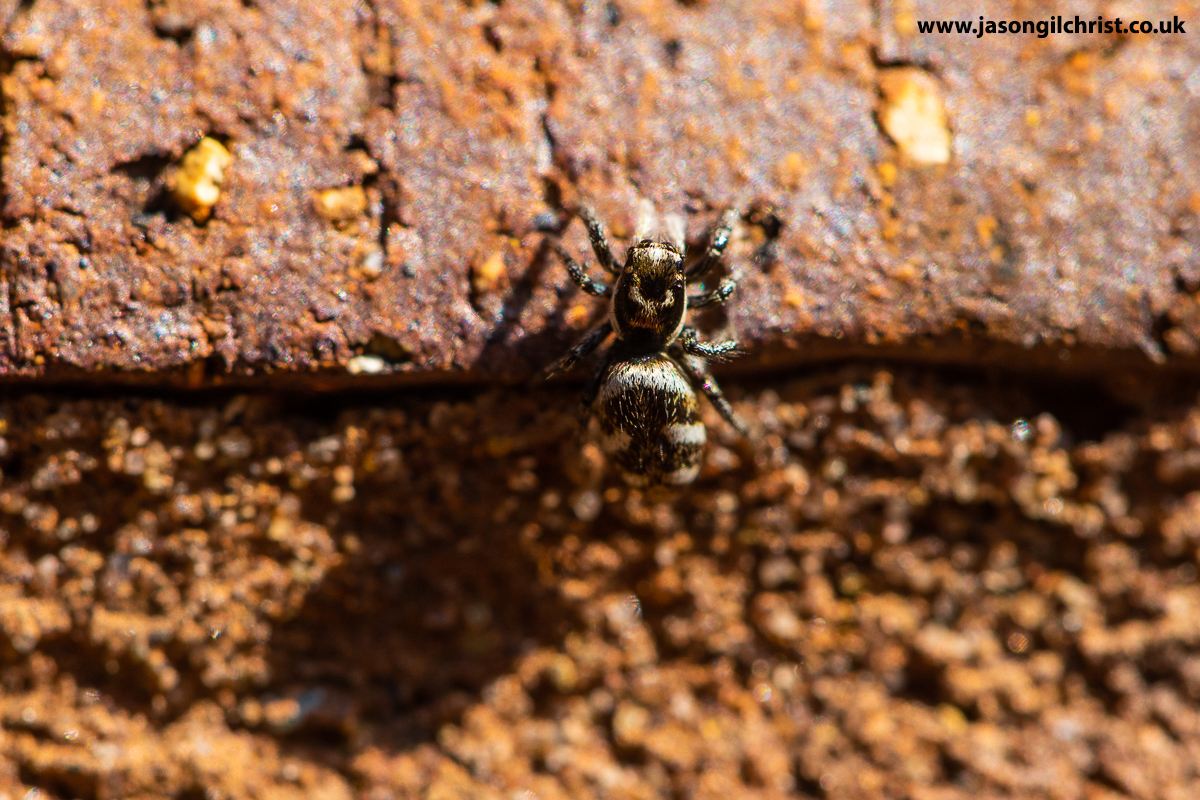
[673, 352, 749, 437]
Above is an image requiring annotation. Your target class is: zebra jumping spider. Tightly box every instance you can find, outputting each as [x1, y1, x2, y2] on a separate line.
[545, 201, 748, 487]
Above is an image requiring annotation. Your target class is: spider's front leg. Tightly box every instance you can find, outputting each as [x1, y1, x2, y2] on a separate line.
[688, 275, 739, 309]
[551, 239, 611, 297]
[686, 207, 739, 280]
[579, 206, 623, 276]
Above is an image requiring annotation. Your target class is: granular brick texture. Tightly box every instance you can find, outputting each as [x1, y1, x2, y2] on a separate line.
[1, 1, 1198, 380]
[1, 373, 1200, 798]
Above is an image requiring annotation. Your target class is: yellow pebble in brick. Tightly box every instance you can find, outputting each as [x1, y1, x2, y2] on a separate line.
[976, 215, 998, 248]
[170, 137, 233, 222]
[776, 152, 807, 190]
[471, 251, 507, 294]
[784, 288, 807, 310]
[313, 186, 368, 226]
[564, 302, 592, 327]
[877, 160, 897, 188]
[877, 68, 951, 165]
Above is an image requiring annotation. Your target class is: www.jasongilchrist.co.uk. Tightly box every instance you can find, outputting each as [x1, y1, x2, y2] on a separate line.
[917, 15, 1187, 37]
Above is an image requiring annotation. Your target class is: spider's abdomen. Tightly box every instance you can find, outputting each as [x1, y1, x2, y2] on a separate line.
[595, 354, 706, 487]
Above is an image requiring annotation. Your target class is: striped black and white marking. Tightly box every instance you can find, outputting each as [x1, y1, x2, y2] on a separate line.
[545, 200, 749, 487]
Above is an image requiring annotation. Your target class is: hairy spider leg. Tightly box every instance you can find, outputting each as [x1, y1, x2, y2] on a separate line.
[674, 352, 749, 436]
[579, 205, 623, 276]
[544, 320, 613, 378]
[677, 325, 739, 360]
[552, 239, 611, 297]
[688, 275, 739, 309]
[685, 207, 738, 280]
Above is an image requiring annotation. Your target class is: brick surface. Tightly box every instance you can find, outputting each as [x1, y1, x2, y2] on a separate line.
[2, 0, 1198, 382]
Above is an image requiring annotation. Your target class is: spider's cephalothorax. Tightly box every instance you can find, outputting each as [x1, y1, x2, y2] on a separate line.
[545, 201, 748, 487]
